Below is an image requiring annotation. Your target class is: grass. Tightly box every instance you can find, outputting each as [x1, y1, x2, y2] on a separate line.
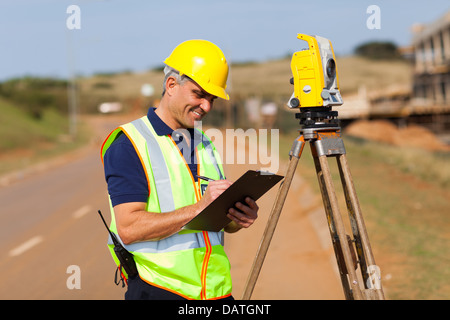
[342, 138, 449, 299]
[0, 97, 91, 176]
[0, 99, 64, 149]
[344, 135, 450, 188]
[335, 56, 412, 94]
[228, 55, 412, 98]
[277, 131, 450, 300]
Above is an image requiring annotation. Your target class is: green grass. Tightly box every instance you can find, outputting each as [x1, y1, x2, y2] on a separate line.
[278, 131, 450, 300]
[0, 99, 63, 149]
[0, 97, 90, 176]
[341, 137, 449, 300]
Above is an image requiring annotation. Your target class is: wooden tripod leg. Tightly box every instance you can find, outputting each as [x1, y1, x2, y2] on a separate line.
[315, 153, 364, 300]
[241, 136, 305, 300]
[337, 154, 385, 300]
[311, 154, 352, 299]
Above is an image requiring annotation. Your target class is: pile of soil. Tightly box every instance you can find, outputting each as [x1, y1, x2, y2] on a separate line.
[344, 120, 450, 152]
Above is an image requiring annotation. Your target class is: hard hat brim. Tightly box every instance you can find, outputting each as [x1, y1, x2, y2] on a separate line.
[189, 76, 230, 101]
[165, 62, 230, 100]
[199, 82, 230, 101]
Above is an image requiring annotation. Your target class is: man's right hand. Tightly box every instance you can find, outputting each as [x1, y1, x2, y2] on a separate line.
[196, 179, 232, 213]
[197, 180, 233, 213]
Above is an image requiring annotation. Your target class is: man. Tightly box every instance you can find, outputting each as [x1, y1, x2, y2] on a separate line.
[101, 39, 259, 300]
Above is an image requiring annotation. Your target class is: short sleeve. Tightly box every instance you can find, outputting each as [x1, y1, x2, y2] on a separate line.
[103, 133, 149, 206]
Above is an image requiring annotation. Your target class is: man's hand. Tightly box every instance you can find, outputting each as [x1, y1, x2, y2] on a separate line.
[226, 197, 259, 232]
[196, 179, 233, 212]
[197, 180, 259, 232]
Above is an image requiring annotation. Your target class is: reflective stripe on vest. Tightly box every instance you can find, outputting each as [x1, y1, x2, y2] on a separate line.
[192, 128, 225, 180]
[131, 118, 176, 213]
[131, 117, 223, 211]
[108, 230, 224, 254]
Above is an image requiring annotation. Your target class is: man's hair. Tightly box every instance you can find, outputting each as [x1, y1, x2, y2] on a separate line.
[162, 66, 191, 96]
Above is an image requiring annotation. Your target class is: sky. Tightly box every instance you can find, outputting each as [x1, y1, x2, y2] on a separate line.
[1, 0, 449, 81]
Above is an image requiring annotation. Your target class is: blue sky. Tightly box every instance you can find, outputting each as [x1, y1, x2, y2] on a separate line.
[1, 0, 449, 81]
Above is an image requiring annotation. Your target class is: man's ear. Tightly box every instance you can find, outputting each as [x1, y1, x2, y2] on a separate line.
[165, 76, 178, 96]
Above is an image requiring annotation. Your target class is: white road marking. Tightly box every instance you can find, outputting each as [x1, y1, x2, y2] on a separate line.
[9, 236, 44, 257]
[73, 205, 92, 219]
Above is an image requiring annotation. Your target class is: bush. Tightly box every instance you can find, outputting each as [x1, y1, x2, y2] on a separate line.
[0, 77, 69, 118]
[354, 41, 402, 60]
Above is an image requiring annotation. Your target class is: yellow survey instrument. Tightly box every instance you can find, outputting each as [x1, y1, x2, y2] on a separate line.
[288, 34, 343, 109]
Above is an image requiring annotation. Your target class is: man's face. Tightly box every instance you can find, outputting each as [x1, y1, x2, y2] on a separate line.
[168, 78, 217, 129]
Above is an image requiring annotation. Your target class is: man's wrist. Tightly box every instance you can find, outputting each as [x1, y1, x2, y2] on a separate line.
[224, 221, 242, 233]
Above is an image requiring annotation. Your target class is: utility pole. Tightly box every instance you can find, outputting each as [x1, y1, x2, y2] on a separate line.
[65, 4, 81, 139]
[66, 29, 78, 138]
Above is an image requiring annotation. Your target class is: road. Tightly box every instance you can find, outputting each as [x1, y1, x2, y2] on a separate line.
[0, 114, 343, 300]
[0, 115, 123, 299]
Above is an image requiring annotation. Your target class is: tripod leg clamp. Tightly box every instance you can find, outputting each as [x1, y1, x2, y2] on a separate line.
[314, 131, 346, 157]
[289, 135, 306, 159]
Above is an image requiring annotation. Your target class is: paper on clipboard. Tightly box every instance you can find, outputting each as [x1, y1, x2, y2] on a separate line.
[183, 170, 284, 232]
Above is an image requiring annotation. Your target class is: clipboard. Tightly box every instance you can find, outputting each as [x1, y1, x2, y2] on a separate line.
[183, 170, 284, 232]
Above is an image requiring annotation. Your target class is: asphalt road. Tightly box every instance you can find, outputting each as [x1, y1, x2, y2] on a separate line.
[0, 116, 124, 300]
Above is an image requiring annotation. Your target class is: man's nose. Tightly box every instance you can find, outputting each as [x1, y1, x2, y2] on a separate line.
[200, 98, 212, 112]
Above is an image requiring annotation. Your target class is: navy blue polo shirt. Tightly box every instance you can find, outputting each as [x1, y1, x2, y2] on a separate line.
[103, 108, 199, 207]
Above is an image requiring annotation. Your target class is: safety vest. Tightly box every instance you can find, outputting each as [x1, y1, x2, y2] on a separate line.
[100, 115, 232, 300]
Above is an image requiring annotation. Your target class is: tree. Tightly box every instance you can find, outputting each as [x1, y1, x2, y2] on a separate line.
[354, 41, 401, 60]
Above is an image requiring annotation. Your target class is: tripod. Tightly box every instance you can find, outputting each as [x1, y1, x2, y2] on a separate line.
[242, 108, 385, 300]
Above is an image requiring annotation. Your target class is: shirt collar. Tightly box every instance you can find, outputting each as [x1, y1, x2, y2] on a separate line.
[147, 107, 195, 138]
[147, 107, 174, 136]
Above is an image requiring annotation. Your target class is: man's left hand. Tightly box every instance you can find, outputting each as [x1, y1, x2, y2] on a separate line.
[226, 197, 259, 229]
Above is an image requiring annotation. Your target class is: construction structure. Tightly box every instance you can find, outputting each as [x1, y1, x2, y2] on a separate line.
[411, 11, 450, 109]
[337, 11, 450, 137]
[408, 10, 450, 133]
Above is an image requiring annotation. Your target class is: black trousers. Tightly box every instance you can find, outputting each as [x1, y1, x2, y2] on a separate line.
[125, 275, 235, 300]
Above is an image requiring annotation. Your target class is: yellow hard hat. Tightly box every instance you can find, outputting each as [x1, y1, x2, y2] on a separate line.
[164, 39, 230, 100]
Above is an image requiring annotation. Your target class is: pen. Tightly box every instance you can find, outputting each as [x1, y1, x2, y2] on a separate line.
[197, 175, 215, 182]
